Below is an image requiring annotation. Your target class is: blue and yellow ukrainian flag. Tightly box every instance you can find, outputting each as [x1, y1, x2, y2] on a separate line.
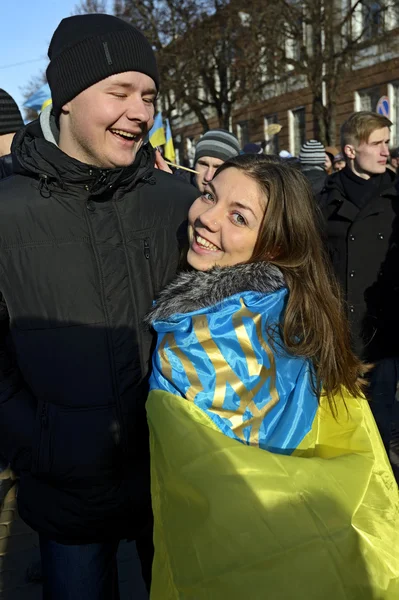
[164, 118, 175, 162]
[149, 112, 166, 148]
[147, 291, 399, 599]
[148, 390, 399, 599]
[24, 83, 52, 113]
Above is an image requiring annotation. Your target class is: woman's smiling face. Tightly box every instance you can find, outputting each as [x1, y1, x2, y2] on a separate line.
[187, 167, 266, 271]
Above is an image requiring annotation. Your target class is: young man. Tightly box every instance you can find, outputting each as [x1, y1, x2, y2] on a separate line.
[174, 129, 240, 192]
[0, 13, 198, 599]
[0, 89, 24, 178]
[319, 111, 398, 458]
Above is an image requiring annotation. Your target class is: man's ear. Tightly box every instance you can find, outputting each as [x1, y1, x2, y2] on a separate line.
[61, 101, 71, 115]
[344, 144, 356, 160]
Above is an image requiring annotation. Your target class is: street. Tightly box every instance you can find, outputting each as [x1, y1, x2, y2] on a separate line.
[0, 480, 148, 600]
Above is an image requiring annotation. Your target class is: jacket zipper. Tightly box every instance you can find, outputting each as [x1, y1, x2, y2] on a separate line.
[41, 401, 48, 427]
[143, 238, 150, 260]
[113, 203, 146, 379]
[112, 202, 148, 465]
[83, 199, 127, 460]
[143, 238, 156, 298]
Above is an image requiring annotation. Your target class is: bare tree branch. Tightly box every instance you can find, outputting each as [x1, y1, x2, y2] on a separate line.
[21, 0, 399, 146]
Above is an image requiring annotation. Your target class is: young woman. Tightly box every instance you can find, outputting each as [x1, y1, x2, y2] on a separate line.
[146, 155, 399, 599]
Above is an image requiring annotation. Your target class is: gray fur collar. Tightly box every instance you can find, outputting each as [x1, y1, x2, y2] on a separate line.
[147, 262, 285, 323]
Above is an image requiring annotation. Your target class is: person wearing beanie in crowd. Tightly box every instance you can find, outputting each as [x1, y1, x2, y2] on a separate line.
[324, 150, 334, 175]
[241, 142, 263, 154]
[390, 146, 399, 173]
[0, 13, 198, 599]
[333, 152, 346, 172]
[0, 89, 24, 178]
[0, 88, 25, 526]
[174, 129, 240, 191]
[319, 111, 399, 466]
[325, 146, 339, 175]
[299, 139, 328, 196]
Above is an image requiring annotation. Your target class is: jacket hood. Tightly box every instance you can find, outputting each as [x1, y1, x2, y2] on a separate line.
[146, 262, 285, 323]
[11, 107, 156, 196]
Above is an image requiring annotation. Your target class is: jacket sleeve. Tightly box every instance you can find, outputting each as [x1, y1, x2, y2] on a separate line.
[0, 291, 36, 472]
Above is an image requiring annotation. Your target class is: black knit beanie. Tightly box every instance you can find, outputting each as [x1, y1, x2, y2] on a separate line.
[46, 13, 159, 119]
[0, 89, 24, 135]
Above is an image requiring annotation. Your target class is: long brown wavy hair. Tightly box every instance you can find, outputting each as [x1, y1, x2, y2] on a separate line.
[215, 154, 366, 408]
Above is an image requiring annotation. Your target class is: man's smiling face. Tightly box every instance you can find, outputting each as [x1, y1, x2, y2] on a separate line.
[59, 71, 157, 168]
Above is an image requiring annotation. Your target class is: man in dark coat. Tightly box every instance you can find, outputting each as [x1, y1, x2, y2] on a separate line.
[0, 89, 24, 503]
[319, 111, 398, 457]
[0, 89, 24, 179]
[0, 13, 198, 599]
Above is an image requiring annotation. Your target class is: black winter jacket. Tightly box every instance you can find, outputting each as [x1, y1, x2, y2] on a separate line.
[300, 165, 327, 197]
[319, 168, 399, 361]
[173, 167, 198, 189]
[0, 153, 13, 179]
[0, 118, 198, 543]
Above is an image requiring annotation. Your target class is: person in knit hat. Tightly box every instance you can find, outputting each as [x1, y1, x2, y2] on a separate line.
[279, 150, 292, 159]
[0, 89, 24, 156]
[389, 146, 399, 173]
[241, 142, 263, 155]
[333, 152, 346, 172]
[174, 129, 240, 191]
[0, 89, 24, 178]
[0, 13, 198, 598]
[324, 146, 339, 175]
[299, 139, 328, 196]
[193, 129, 240, 192]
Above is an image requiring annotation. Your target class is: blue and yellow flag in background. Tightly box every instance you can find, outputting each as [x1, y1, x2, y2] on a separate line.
[164, 118, 176, 162]
[24, 83, 52, 113]
[149, 112, 166, 148]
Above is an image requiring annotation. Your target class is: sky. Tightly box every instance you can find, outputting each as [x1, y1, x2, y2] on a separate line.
[0, 1, 110, 115]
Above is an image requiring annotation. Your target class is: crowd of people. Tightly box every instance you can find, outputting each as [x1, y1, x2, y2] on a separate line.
[0, 10, 398, 600]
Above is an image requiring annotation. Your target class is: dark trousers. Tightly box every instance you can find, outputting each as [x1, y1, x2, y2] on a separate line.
[39, 529, 154, 600]
[368, 357, 399, 453]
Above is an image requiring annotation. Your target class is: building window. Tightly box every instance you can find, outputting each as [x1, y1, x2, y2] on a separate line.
[354, 86, 381, 112]
[237, 121, 249, 147]
[285, 11, 304, 70]
[385, 2, 399, 30]
[264, 114, 280, 155]
[173, 134, 182, 166]
[186, 137, 196, 166]
[285, 36, 301, 71]
[289, 107, 306, 157]
[362, 1, 383, 39]
[388, 82, 399, 147]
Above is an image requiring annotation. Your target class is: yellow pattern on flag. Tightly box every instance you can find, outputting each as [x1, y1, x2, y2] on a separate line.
[147, 389, 399, 600]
